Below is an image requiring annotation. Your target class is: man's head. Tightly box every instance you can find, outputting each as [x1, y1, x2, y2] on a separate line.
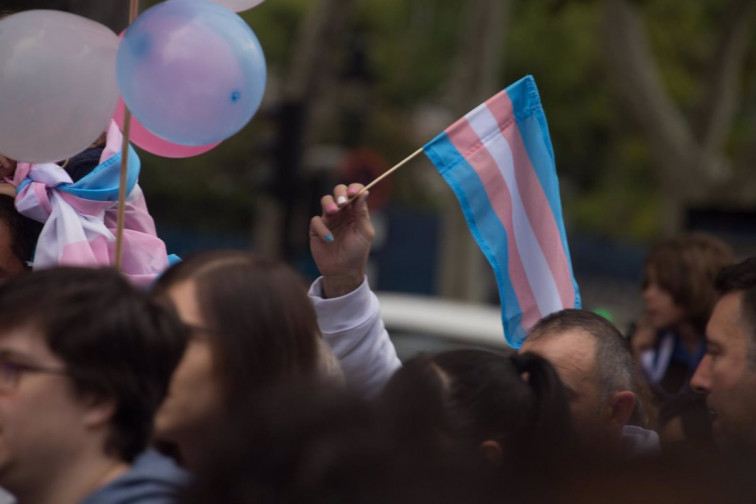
[691, 257, 756, 450]
[520, 309, 636, 447]
[0, 267, 186, 493]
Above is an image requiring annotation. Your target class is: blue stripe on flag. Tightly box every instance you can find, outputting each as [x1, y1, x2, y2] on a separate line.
[424, 132, 527, 347]
[509, 76, 581, 308]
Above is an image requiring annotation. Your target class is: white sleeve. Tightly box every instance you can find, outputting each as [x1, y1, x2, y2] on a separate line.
[309, 276, 401, 397]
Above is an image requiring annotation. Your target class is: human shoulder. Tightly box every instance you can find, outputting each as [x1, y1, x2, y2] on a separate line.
[80, 450, 189, 504]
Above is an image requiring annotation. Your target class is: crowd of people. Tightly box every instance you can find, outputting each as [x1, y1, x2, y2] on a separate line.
[0, 156, 753, 503]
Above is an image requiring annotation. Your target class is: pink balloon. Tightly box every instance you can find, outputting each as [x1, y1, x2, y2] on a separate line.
[113, 98, 220, 158]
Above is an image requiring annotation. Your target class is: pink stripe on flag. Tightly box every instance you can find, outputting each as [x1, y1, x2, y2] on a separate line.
[60, 236, 111, 266]
[446, 118, 543, 329]
[486, 92, 575, 308]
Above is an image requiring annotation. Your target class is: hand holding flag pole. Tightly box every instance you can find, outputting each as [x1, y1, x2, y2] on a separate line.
[341, 75, 580, 348]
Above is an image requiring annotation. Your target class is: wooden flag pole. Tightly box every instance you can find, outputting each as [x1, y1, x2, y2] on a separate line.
[348, 147, 424, 203]
[114, 0, 140, 269]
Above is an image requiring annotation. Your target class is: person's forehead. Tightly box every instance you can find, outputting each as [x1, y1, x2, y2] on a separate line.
[0, 325, 57, 362]
[523, 328, 596, 358]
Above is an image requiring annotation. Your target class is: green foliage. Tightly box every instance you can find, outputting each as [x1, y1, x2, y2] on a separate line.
[240, 0, 310, 76]
[357, 1, 462, 105]
[135, 0, 754, 244]
[505, 1, 664, 240]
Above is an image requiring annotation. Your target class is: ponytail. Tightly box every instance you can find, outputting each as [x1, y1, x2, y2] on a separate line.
[511, 352, 575, 458]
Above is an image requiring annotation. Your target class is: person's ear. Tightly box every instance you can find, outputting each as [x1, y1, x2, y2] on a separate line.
[479, 439, 503, 465]
[81, 394, 117, 430]
[607, 391, 636, 430]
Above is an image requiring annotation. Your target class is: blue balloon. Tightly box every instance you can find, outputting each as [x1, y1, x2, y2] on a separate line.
[116, 0, 266, 146]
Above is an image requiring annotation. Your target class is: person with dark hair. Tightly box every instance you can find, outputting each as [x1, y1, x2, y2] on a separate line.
[151, 250, 323, 468]
[381, 349, 576, 471]
[691, 257, 756, 452]
[180, 383, 500, 504]
[0, 267, 188, 504]
[520, 309, 658, 455]
[632, 233, 735, 399]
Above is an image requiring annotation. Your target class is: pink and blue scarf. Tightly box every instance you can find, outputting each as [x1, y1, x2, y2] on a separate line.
[11, 122, 172, 287]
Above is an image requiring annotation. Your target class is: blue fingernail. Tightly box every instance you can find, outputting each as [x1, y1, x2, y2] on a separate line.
[326, 234, 334, 242]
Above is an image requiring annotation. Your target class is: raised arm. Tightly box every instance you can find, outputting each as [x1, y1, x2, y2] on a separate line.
[309, 183, 401, 396]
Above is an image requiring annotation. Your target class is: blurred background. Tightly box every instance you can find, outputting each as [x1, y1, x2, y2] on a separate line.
[4, 0, 756, 335]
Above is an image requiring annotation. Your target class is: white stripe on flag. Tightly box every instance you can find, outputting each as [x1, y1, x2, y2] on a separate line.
[465, 105, 563, 317]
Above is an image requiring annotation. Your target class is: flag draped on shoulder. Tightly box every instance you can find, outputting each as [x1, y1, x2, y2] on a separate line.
[423, 75, 580, 348]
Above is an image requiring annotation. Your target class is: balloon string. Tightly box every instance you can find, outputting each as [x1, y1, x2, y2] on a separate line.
[114, 0, 140, 270]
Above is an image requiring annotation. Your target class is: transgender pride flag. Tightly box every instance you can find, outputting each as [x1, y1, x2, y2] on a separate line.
[423, 75, 580, 348]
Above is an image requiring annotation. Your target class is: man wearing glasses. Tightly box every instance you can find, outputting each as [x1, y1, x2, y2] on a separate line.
[0, 267, 187, 504]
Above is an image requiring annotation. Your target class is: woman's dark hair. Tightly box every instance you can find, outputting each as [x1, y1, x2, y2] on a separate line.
[182, 384, 501, 504]
[152, 250, 319, 403]
[380, 349, 575, 471]
[643, 233, 735, 333]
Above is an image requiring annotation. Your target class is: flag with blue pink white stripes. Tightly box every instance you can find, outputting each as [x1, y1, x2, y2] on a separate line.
[423, 75, 580, 349]
[12, 121, 175, 288]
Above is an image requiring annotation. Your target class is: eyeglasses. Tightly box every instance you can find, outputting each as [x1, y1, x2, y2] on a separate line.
[0, 359, 67, 394]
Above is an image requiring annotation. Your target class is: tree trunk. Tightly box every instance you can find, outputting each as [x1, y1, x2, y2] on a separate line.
[255, 0, 357, 259]
[437, 0, 510, 302]
[599, 0, 753, 233]
[693, 0, 754, 180]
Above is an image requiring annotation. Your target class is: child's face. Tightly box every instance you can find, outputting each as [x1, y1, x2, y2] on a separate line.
[642, 266, 686, 330]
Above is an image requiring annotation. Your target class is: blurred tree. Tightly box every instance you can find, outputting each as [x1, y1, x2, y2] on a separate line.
[437, 0, 511, 302]
[600, 0, 755, 234]
[14, 0, 754, 254]
[504, 0, 756, 241]
[253, 0, 358, 260]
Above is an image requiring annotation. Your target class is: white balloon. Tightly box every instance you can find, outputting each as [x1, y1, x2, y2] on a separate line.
[212, 0, 266, 13]
[0, 10, 120, 163]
